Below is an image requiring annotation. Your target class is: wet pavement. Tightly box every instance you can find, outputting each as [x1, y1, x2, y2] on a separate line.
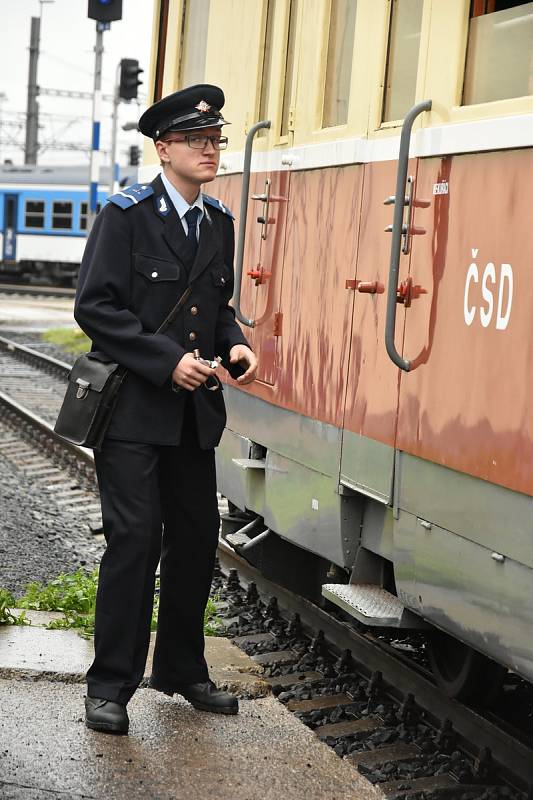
[0, 619, 383, 799]
[0, 621, 268, 697]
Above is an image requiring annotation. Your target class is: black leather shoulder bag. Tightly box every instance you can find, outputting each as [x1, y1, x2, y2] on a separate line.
[54, 285, 193, 451]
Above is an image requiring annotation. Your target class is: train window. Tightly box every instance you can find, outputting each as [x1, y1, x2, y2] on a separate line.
[322, 0, 358, 128]
[257, 0, 276, 134]
[80, 202, 101, 231]
[463, 2, 533, 105]
[52, 201, 73, 230]
[178, 0, 211, 87]
[280, 0, 299, 137]
[382, 0, 424, 123]
[24, 200, 45, 229]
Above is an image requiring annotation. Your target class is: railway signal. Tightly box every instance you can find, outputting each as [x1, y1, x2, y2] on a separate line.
[87, 0, 122, 22]
[109, 62, 144, 195]
[128, 145, 140, 166]
[86, 2, 122, 232]
[119, 59, 143, 102]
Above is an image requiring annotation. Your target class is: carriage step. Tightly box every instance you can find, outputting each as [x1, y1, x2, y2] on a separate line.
[225, 531, 252, 548]
[231, 458, 266, 470]
[321, 583, 425, 628]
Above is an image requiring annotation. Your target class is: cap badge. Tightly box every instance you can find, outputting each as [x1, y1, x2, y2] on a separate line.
[195, 100, 211, 113]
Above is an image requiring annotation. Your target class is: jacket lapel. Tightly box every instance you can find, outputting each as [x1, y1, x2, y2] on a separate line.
[150, 175, 186, 270]
[151, 174, 218, 283]
[162, 214, 188, 268]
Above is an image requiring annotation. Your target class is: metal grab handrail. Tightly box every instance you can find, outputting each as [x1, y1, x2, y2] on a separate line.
[385, 99, 431, 372]
[233, 119, 271, 327]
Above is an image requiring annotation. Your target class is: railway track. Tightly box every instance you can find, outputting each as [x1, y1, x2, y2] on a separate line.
[0, 334, 70, 424]
[0, 335, 100, 530]
[0, 283, 76, 299]
[1, 334, 531, 798]
[215, 550, 533, 798]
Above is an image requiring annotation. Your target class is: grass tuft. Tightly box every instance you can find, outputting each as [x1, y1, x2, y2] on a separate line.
[41, 326, 90, 354]
[1, 568, 222, 638]
[0, 588, 28, 625]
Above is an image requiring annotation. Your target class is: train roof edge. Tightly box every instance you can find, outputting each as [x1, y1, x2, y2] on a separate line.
[0, 164, 137, 187]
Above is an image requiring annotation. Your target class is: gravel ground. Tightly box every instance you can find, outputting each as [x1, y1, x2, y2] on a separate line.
[0, 320, 102, 597]
[0, 435, 104, 598]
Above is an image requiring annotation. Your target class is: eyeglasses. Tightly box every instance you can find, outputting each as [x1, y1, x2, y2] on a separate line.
[166, 134, 228, 151]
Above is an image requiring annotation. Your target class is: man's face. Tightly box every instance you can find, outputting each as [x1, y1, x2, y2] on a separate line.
[156, 126, 223, 186]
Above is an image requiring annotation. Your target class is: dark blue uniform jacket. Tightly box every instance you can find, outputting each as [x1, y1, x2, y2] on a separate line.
[74, 174, 250, 449]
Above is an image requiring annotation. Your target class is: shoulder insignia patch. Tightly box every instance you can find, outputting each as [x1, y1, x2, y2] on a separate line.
[108, 183, 154, 209]
[202, 193, 234, 219]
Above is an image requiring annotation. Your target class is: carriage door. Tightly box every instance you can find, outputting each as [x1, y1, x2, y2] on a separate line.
[244, 169, 290, 385]
[340, 158, 420, 503]
[2, 194, 18, 263]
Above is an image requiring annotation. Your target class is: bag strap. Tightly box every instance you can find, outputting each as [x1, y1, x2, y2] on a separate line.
[154, 285, 194, 335]
[112, 285, 194, 382]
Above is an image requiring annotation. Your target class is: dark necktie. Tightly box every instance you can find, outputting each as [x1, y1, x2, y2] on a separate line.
[182, 206, 201, 272]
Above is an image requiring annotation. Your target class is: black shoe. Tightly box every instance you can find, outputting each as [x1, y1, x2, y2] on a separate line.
[85, 696, 129, 734]
[176, 680, 239, 715]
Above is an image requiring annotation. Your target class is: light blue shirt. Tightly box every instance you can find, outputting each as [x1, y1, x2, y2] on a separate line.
[160, 171, 204, 240]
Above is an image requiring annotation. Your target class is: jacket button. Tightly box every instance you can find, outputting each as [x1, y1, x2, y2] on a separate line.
[151, 271, 158, 278]
[190, 306, 198, 316]
[189, 332, 197, 341]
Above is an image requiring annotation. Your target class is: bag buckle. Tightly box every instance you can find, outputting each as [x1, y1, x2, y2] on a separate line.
[76, 378, 90, 400]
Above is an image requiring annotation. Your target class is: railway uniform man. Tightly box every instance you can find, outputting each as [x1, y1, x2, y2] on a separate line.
[74, 84, 257, 734]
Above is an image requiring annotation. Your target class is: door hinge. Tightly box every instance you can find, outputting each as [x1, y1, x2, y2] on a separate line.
[288, 108, 295, 133]
[273, 312, 283, 336]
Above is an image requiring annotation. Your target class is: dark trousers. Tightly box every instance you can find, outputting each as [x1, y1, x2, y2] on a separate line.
[87, 410, 220, 705]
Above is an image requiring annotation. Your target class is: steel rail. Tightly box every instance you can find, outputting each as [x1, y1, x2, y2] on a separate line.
[0, 334, 71, 378]
[218, 540, 533, 794]
[0, 389, 93, 467]
[0, 283, 76, 298]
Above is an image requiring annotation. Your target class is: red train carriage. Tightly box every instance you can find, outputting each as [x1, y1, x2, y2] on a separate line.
[143, 0, 533, 699]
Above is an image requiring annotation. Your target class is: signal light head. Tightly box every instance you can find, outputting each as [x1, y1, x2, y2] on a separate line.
[87, 0, 122, 22]
[119, 58, 143, 102]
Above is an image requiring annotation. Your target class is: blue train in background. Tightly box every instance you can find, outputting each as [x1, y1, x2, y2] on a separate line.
[0, 165, 136, 286]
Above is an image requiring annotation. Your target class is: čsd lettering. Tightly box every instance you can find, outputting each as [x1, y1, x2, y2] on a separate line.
[463, 260, 513, 331]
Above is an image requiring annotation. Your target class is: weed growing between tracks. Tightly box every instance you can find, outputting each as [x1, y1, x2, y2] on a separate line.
[0, 568, 223, 638]
[41, 327, 90, 354]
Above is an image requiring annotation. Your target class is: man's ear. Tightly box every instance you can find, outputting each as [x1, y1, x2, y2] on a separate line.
[155, 139, 169, 164]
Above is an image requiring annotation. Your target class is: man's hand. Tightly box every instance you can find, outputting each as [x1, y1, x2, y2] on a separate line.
[230, 345, 257, 385]
[172, 352, 217, 391]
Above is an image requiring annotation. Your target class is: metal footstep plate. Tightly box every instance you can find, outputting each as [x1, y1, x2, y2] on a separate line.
[225, 532, 252, 548]
[321, 584, 425, 628]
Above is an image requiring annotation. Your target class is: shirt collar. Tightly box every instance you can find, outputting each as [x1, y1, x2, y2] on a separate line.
[160, 171, 204, 221]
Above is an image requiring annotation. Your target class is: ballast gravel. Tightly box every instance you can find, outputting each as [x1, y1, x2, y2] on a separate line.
[0, 446, 104, 598]
[0, 324, 103, 596]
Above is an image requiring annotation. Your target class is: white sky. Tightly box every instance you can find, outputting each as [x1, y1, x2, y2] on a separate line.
[0, 0, 155, 167]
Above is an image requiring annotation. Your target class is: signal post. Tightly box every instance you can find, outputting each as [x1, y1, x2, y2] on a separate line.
[86, 0, 122, 232]
[109, 59, 143, 196]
